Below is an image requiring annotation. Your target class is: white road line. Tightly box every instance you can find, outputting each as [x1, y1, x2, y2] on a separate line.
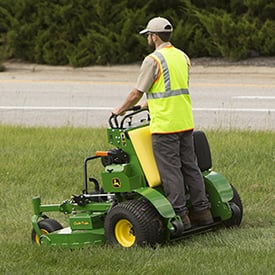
[0, 106, 113, 111]
[0, 79, 134, 85]
[0, 106, 274, 112]
[194, 107, 275, 112]
[233, 96, 275, 100]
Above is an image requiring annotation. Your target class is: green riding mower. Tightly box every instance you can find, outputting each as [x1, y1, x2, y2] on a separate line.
[31, 107, 243, 248]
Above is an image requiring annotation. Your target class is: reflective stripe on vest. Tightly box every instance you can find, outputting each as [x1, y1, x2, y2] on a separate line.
[147, 51, 189, 99]
[147, 88, 189, 99]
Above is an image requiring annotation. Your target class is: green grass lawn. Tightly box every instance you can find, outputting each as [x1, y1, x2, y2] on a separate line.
[1, 125, 275, 274]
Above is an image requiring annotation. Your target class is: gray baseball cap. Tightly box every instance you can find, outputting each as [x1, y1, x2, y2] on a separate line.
[139, 17, 173, 34]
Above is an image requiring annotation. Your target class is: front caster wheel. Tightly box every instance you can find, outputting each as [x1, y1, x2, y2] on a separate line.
[31, 218, 63, 245]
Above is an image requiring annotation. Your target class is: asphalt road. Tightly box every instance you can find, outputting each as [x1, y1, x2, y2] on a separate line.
[0, 62, 274, 131]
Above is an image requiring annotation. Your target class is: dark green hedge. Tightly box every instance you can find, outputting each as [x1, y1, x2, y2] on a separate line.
[0, 0, 274, 67]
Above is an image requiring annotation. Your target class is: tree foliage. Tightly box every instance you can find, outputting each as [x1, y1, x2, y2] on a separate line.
[0, 0, 274, 66]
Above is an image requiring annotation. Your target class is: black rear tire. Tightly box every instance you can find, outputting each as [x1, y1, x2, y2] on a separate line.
[224, 184, 243, 227]
[31, 218, 63, 245]
[104, 199, 164, 247]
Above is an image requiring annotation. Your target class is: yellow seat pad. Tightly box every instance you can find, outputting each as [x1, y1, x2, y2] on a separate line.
[128, 126, 161, 187]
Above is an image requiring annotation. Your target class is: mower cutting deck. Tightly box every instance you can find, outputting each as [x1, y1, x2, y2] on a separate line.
[31, 107, 243, 248]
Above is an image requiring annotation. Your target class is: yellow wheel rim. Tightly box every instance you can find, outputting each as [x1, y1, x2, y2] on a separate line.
[115, 219, 135, 247]
[35, 228, 49, 245]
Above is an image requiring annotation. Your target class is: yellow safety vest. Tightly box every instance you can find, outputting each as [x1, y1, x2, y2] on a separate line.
[147, 45, 194, 134]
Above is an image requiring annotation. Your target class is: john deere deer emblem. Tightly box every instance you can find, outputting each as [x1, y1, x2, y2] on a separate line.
[112, 178, 121, 188]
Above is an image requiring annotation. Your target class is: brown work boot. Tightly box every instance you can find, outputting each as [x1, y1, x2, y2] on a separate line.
[190, 209, 214, 226]
[181, 214, 191, 230]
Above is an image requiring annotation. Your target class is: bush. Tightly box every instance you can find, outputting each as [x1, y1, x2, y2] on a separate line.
[0, 63, 5, 72]
[0, 0, 274, 66]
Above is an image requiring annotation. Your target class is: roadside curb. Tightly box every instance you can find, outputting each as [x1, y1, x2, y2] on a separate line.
[3, 58, 275, 75]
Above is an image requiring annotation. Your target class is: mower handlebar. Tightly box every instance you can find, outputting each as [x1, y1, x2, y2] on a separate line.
[129, 105, 142, 111]
[109, 105, 149, 129]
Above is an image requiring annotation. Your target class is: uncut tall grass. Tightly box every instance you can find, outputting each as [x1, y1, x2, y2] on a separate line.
[0, 125, 275, 275]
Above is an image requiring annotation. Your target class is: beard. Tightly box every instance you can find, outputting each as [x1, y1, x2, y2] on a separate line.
[148, 40, 155, 50]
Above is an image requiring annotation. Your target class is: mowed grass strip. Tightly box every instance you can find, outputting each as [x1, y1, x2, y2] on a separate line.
[0, 125, 275, 274]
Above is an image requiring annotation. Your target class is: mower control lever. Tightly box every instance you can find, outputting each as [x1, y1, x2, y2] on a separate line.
[109, 106, 149, 129]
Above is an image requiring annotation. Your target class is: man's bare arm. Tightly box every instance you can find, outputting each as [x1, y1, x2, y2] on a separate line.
[112, 88, 144, 115]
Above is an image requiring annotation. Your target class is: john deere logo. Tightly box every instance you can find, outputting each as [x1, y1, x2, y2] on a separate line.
[73, 221, 89, 226]
[112, 178, 121, 188]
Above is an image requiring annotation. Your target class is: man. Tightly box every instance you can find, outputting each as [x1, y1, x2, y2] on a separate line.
[112, 17, 213, 229]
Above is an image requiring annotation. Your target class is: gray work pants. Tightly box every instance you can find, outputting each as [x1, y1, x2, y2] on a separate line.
[152, 130, 209, 216]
